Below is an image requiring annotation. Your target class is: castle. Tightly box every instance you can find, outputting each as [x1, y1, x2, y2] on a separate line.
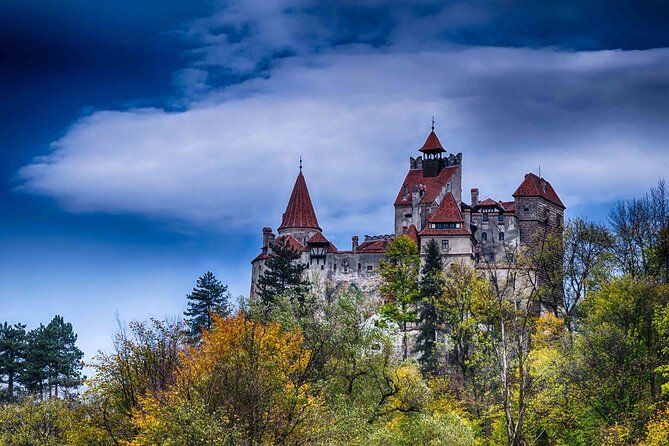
[251, 125, 565, 297]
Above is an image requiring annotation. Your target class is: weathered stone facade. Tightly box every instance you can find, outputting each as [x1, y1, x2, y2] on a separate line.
[250, 127, 565, 298]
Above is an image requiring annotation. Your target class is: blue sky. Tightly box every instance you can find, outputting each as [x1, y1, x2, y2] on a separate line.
[2, 0, 669, 363]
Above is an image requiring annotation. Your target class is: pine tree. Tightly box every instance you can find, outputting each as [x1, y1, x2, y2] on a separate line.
[45, 315, 84, 397]
[184, 271, 231, 338]
[0, 322, 27, 401]
[256, 240, 309, 313]
[415, 239, 444, 375]
[20, 317, 83, 399]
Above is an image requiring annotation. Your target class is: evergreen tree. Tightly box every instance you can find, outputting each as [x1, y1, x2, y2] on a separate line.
[415, 239, 444, 375]
[45, 316, 84, 397]
[256, 240, 309, 313]
[20, 317, 83, 399]
[0, 322, 27, 401]
[184, 271, 231, 338]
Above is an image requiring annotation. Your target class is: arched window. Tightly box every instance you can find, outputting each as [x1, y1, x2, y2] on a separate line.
[482, 232, 487, 241]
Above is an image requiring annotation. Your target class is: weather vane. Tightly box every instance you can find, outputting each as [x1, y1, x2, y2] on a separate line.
[299, 155, 303, 173]
[431, 116, 435, 131]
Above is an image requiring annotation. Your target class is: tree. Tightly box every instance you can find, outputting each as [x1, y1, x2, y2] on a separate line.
[256, 239, 309, 314]
[19, 316, 83, 400]
[88, 318, 187, 444]
[575, 277, 669, 424]
[415, 239, 443, 375]
[131, 313, 321, 445]
[184, 271, 231, 338]
[537, 218, 613, 332]
[379, 235, 420, 361]
[0, 322, 26, 401]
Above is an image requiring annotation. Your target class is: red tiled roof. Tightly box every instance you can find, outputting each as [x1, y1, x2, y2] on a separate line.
[477, 198, 498, 207]
[419, 130, 446, 154]
[428, 193, 464, 223]
[513, 173, 565, 209]
[394, 166, 458, 206]
[358, 239, 389, 253]
[275, 234, 305, 253]
[306, 232, 338, 252]
[419, 227, 471, 236]
[500, 201, 515, 212]
[307, 232, 328, 244]
[252, 252, 269, 263]
[278, 172, 322, 231]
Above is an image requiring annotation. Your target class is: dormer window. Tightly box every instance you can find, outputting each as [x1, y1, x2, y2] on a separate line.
[431, 222, 462, 229]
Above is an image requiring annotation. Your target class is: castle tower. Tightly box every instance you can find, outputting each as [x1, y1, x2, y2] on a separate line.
[277, 169, 322, 245]
[419, 121, 447, 178]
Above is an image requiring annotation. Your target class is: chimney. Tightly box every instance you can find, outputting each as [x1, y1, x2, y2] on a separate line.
[352, 236, 359, 253]
[262, 227, 275, 253]
[471, 188, 479, 206]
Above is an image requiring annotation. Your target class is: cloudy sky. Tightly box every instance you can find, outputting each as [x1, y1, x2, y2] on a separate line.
[2, 0, 669, 361]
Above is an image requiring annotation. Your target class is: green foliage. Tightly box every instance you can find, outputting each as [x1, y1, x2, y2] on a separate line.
[379, 235, 420, 360]
[184, 271, 231, 338]
[0, 323, 26, 401]
[415, 239, 443, 375]
[256, 240, 309, 315]
[577, 276, 669, 424]
[18, 316, 83, 400]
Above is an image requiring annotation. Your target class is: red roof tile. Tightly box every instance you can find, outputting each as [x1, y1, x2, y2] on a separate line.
[419, 131, 446, 154]
[500, 201, 515, 212]
[394, 166, 458, 206]
[513, 173, 565, 209]
[278, 172, 322, 231]
[307, 232, 328, 244]
[358, 239, 389, 253]
[428, 193, 464, 223]
[419, 227, 471, 236]
[275, 234, 306, 253]
[477, 198, 498, 207]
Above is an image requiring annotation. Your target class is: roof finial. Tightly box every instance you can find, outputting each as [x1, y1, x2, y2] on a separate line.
[431, 116, 435, 132]
[299, 155, 303, 173]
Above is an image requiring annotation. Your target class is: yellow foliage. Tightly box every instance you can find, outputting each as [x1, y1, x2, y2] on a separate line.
[129, 313, 322, 446]
[637, 407, 669, 446]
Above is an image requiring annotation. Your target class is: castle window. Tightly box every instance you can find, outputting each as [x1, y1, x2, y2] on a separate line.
[432, 222, 461, 229]
[321, 265, 324, 270]
[405, 213, 412, 218]
[482, 213, 489, 222]
[488, 252, 496, 262]
[498, 213, 504, 223]
[367, 265, 373, 271]
[499, 232, 504, 241]
[358, 263, 361, 271]
[482, 232, 487, 241]
[441, 240, 449, 252]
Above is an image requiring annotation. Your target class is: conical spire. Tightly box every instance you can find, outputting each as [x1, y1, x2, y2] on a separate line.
[419, 118, 446, 154]
[278, 171, 321, 231]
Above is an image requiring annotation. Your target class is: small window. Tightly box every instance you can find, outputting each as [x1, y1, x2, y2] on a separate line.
[488, 252, 496, 262]
[499, 232, 504, 241]
[482, 213, 489, 222]
[405, 213, 412, 218]
[367, 265, 373, 271]
[524, 206, 529, 212]
[482, 232, 487, 241]
[321, 265, 324, 270]
[498, 213, 504, 223]
[441, 240, 449, 252]
[358, 263, 361, 271]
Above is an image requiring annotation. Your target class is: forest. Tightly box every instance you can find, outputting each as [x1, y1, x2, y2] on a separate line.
[1, 180, 668, 446]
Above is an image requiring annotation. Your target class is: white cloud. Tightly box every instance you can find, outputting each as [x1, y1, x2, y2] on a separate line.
[18, 46, 669, 242]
